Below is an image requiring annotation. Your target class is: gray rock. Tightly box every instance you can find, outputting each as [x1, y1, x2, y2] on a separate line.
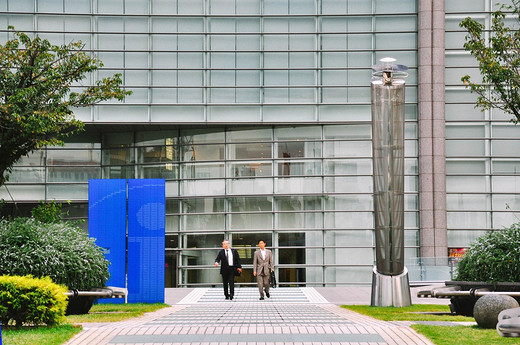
[473, 295, 520, 329]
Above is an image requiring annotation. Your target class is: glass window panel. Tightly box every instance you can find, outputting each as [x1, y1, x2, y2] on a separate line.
[103, 148, 134, 165]
[138, 146, 177, 163]
[325, 267, 372, 284]
[323, 141, 371, 157]
[229, 196, 272, 212]
[47, 184, 88, 200]
[324, 230, 373, 246]
[277, 160, 321, 176]
[230, 213, 273, 230]
[229, 143, 272, 160]
[181, 198, 225, 213]
[278, 248, 309, 264]
[325, 248, 374, 265]
[8, 167, 45, 183]
[182, 163, 225, 179]
[278, 232, 306, 246]
[446, 160, 487, 174]
[324, 211, 373, 229]
[165, 234, 178, 249]
[103, 166, 135, 179]
[492, 195, 520, 211]
[0, 185, 45, 201]
[166, 215, 179, 231]
[230, 162, 272, 177]
[47, 167, 101, 182]
[447, 212, 490, 229]
[137, 164, 178, 179]
[181, 179, 226, 195]
[493, 140, 520, 157]
[180, 128, 225, 144]
[278, 142, 321, 159]
[492, 176, 520, 193]
[184, 233, 223, 249]
[447, 176, 489, 193]
[277, 196, 321, 211]
[47, 150, 100, 166]
[166, 199, 180, 214]
[324, 176, 373, 193]
[277, 212, 322, 229]
[228, 178, 273, 195]
[447, 230, 488, 248]
[274, 126, 321, 140]
[181, 214, 225, 230]
[324, 195, 372, 211]
[492, 124, 520, 138]
[227, 128, 272, 142]
[13, 150, 45, 166]
[446, 140, 486, 156]
[324, 125, 371, 139]
[324, 159, 372, 175]
[492, 212, 519, 229]
[447, 194, 490, 211]
[275, 177, 322, 194]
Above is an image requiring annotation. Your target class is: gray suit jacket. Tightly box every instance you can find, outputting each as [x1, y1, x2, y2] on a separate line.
[253, 249, 273, 276]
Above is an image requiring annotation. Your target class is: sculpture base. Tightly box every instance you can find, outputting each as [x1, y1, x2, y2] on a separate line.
[371, 266, 412, 307]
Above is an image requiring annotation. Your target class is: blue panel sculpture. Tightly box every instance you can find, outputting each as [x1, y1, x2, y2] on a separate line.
[88, 179, 127, 303]
[127, 179, 165, 303]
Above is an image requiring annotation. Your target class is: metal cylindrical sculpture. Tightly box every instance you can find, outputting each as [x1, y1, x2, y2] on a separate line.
[370, 58, 411, 307]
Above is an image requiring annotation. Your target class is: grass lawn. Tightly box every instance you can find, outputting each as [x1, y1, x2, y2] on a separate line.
[2, 303, 168, 345]
[342, 304, 517, 345]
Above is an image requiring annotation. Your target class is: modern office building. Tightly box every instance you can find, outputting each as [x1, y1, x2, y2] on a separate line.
[1, 0, 519, 287]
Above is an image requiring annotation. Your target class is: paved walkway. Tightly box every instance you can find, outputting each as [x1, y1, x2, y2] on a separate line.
[65, 287, 451, 345]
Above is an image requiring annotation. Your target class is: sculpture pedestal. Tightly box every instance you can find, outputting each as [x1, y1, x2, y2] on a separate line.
[371, 266, 412, 307]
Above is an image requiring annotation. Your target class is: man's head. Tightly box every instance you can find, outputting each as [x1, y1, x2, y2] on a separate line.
[222, 240, 230, 249]
[258, 239, 266, 250]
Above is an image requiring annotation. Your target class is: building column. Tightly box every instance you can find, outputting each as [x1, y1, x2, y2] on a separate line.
[418, 0, 447, 260]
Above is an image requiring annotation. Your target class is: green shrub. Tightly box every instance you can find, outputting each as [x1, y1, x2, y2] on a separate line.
[0, 275, 68, 326]
[455, 222, 520, 282]
[0, 217, 109, 290]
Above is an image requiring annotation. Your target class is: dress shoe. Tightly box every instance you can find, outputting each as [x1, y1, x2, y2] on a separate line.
[230, 296, 233, 300]
[266, 292, 270, 298]
[259, 297, 264, 300]
[225, 296, 229, 300]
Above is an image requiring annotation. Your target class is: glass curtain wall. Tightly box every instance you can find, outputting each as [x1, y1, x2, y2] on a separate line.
[0, 0, 419, 286]
[445, 0, 520, 250]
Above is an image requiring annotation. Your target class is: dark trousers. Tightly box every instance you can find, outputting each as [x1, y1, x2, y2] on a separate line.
[221, 266, 235, 297]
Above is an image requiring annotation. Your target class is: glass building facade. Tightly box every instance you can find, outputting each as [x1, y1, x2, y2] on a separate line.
[0, 0, 517, 287]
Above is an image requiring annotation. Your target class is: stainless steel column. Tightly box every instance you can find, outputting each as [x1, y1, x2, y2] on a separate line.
[370, 58, 411, 307]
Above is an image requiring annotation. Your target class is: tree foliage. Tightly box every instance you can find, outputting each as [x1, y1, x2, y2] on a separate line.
[455, 222, 520, 283]
[0, 217, 110, 291]
[0, 27, 131, 186]
[460, 0, 520, 123]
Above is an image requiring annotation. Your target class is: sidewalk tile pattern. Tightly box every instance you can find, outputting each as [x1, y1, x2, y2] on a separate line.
[65, 287, 435, 345]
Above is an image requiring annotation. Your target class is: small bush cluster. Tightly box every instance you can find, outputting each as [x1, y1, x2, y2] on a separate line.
[0, 217, 109, 290]
[0, 275, 68, 326]
[455, 222, 520, 282]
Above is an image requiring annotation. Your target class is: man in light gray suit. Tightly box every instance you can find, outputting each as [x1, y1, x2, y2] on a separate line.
[253, 239, 274, 300]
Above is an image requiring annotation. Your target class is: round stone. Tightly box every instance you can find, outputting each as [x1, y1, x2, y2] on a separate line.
[473, 294, 520, 329]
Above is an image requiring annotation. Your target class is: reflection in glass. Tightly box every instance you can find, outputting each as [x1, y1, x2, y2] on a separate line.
[229, 143, 272, 160]
[181, 144, 224, 161]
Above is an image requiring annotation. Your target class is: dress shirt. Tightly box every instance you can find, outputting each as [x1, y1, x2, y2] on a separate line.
[226, 249, 234, 266]
[260, 249, 266, 260]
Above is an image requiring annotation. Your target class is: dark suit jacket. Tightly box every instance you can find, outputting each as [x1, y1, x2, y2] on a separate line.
[215, 248, 242, 275]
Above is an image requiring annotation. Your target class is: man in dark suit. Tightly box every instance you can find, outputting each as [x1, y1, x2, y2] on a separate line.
[214, 239, 242, 300]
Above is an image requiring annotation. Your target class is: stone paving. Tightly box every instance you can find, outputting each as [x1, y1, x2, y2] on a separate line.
[65, 287, 437, 345]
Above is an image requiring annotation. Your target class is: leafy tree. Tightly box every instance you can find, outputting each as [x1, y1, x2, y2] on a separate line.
[460, 0, 520, 123]
[0, 27, 131, 187]
[455, 222, 520, 283]
[0, 217, 109, 291]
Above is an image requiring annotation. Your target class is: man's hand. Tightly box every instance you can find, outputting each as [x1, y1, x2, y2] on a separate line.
[214, 262, 219, 267]
[237, 268, 242, 273]
[253, 272, 257, 276]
